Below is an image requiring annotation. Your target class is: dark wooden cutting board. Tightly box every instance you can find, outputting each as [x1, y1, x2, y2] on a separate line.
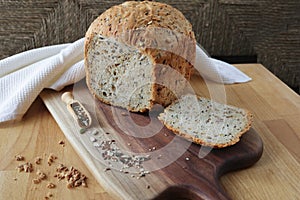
[40, 79, 263, 200]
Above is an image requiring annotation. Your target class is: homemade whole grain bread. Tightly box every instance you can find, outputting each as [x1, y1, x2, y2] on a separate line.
[84, 1, 196, 112]
[158, 95, 253, 148]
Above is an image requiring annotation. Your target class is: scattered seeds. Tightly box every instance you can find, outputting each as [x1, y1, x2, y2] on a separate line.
[90, 136, 97, 142]
[16, 162, 33, 173]
[15, 155, 25, 161]
[14, 154, 88, 193]
[47, 183, 56, 189]
[47, 153, 57, 166]
[35, 157, 42, 165]
[80, 128, 86, 134]
[46, 192, 53, 199]
[32, 178, 41, 184]
[37, 170, 47, 180]
[91, 129, 98, 135]
[58, 140, 65, 147]
[104, 167, 111, 172]
[55, 165, 87, 188]
[121, 112, 128, 116]
[93, 142, 100, 147]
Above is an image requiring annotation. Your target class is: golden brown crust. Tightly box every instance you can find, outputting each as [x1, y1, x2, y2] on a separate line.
[84, 1, 195, 60]
[85, 1, 194, 42]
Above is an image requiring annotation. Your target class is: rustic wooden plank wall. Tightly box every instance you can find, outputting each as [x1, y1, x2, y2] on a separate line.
[0, 0, 299, 93]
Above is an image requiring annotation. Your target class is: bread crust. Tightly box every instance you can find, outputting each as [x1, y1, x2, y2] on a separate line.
[85, 1, 195, 51]
[84, 1, 196, 111]
[85, 1, 195, 64]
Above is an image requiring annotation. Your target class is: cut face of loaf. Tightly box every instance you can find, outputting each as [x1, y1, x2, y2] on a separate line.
[86, 35, 153, 112]
[85, 35, 193, 112]
[158, 95, 253, 148]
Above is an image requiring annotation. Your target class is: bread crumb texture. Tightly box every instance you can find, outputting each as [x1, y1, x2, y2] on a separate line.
[158, 95, 253, 148]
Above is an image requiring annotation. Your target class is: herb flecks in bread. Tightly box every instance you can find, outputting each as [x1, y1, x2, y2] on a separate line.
[86, 36, 153, 111]
[84, 1, 196, 112]
[158, 95, 253, 148]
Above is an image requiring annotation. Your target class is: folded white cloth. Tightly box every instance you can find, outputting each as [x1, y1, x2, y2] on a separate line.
[0, 38, 251, 123]
[0, 38, 85, 122]
[195, 45, 251, 84]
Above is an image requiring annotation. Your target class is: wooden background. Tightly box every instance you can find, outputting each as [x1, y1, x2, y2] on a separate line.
[0, 0, 299, 93]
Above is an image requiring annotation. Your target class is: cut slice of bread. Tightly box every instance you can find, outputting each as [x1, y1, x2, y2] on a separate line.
[158, 95, 253, 148]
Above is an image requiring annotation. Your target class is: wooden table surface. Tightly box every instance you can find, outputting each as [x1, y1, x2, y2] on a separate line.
[0, 64, 299, 200]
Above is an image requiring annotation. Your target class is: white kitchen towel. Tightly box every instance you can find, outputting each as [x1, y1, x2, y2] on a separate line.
[0, 38, 251, 123]
[195, 45, 251, 84]
[0, 38, 85, 123]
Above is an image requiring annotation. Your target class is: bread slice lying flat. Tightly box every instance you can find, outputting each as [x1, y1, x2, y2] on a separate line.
[158, 95, 253, 148]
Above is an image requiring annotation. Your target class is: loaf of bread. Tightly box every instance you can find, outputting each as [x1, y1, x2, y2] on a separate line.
[84, 1, 196, 112]
[158, 95, 253, 148]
